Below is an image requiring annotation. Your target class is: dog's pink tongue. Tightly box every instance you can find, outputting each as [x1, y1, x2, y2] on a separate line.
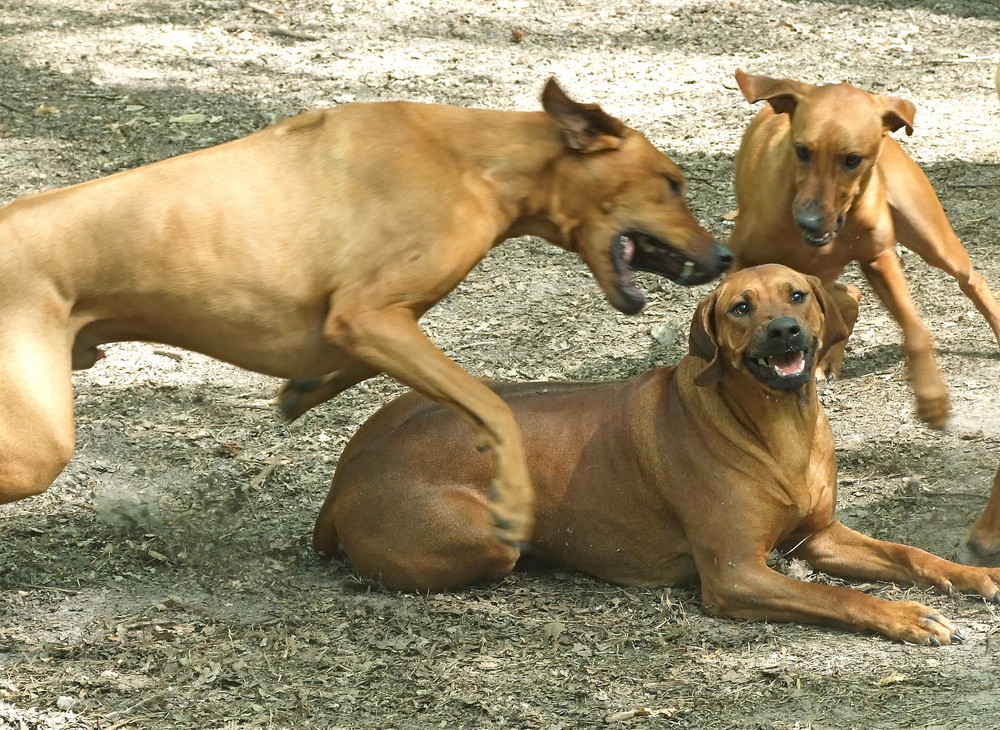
[770, 351, 805, 376]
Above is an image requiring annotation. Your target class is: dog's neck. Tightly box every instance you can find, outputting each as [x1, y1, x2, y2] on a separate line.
[485, 113, 606, 248]
[722, 372, 820, 437]
[385, 107, 570, 246]
[683, 356, 826, 481]
[721, 369, 828, 511]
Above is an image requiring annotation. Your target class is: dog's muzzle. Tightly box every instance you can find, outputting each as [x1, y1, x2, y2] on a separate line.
[743, 316, 815, 392]
[794, 205, 845, 247]
[611, 230, 732, 314]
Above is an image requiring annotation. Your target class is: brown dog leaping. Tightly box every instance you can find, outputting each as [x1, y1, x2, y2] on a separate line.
[726, 69, 1000, 430]
[0, 78, 731, 545]
[315, 264, 1000, 645]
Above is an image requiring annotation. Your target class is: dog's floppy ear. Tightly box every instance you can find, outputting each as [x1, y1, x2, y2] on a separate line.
[734, 69, 808, 116]
[541, 77, 626, 153]
[689, 292, 725, 386]
[877, 94, 915, 136]
[807, 275, 849, 363]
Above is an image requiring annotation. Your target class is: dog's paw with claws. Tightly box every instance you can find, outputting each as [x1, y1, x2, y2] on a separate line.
[885, 602, 964, 646]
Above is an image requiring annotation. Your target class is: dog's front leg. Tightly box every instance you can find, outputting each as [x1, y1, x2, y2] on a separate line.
[860, 250, 949, 428]
[795, 520, 1000, 599]
[815, 281, 862, 379]
[324, 306, 534, 545]
[698, 553, 963, 645]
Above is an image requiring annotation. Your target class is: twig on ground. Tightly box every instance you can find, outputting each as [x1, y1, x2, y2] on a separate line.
[151, 348, 184, 361]
[927, 54, 998, 65]
[106, 718, 153, 730]
[248, 1, 281, 17]
[223, 23, 323, 40]
[22, 584, 79, 595]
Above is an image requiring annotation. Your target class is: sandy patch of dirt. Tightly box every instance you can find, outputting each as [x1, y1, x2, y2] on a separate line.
[2, 1, 1000, 728]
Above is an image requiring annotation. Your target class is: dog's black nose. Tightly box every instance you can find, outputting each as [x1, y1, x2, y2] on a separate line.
[766, 317, 801, 340]
[793, 204, 825, 235]
[714, 244, 734, 269]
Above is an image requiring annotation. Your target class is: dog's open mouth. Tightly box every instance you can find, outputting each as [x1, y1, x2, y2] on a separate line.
[745, 346, 814, 392]
[754, 350, 806, 378]
[798, 213, 845, 248]
[610, 230, 731, 314]
[801, 230, 837, 247]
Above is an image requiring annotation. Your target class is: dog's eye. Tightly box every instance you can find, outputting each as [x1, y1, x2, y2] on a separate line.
[794, 144, 810, 163]
[790, 290, 808, 304]
[730, 301, 752, 316]
[844, 154, 863, 170]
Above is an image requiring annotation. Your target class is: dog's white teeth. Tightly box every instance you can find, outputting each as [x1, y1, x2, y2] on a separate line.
[637, 238, 658, 253]
[757, 358, 768, 367]
[681, 260, 696, 279]
[620, 238, 635, 265]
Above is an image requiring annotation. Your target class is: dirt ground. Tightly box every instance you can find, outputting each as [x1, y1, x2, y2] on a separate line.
[2, 0, 1000, 728]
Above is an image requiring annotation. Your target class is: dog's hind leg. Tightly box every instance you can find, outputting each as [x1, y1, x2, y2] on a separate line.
[0, 333, 76, 504]
[883, 139, 1000, 348]
[323, 305, 534, 545]
[316, 479, 520, 592]
[967, 465, 1000, 564]
[276, 359, 380, 421]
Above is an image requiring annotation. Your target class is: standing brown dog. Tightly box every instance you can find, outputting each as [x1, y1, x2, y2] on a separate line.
[726, 69, 1000, 429]
[315, 264, 1000, 645]
[975, 61, 1000, 559]
[0, 79, 731, 545]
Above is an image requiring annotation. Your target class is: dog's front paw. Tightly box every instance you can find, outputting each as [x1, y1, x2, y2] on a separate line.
[881, 602, 964, 646]
[815, 347, 846, 380]
[910, 364, 950, 429]
[946, 564, 1000, 599]
[914, 391, 950, 430]
[814, 363, 837, 382]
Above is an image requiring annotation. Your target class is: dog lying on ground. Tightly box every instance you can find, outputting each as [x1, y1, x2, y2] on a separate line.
[0, 78, 731, 545]
[315, 264, 1000, 645]
[725, 69, 1000, 430]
